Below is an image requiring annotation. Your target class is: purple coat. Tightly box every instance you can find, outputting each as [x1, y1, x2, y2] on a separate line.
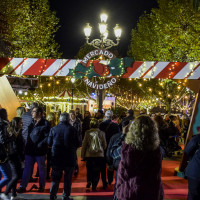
[116, 142, 164, 200]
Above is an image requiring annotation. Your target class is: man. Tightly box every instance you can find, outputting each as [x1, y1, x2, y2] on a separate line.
[48, 112, 80, 200]
[17, 106, 50, 193]
[75, 108, 83, 121]
[99, 110, 120, 188]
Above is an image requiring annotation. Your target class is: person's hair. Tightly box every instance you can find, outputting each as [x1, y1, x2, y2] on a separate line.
[169, 115, 177, 122]
[30, 102, 39, 110]
[46, 112, 56, 127]
[125, 115, 160, 151]
[34, 106, 43, 115]
[75, 108, 80, 111]
[69, 110, 75, 114]
[0, 108, 8, 121]
[16, 107, 26, 117]
[59, 112, 70, 123]
[154, 115, 167, 129]
[84, 111, 91, 117]
[7, 117, 22, 136]
[90, 118, 99, 128]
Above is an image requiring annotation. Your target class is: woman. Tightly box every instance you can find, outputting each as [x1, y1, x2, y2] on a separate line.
[185, 127, 200, 200]
[16, 107, 26, 118]
[4, 117, 25, 200]
[81, 118, 107, 191]
[116, 115, 164, 200]
[0, 108, 12, 200]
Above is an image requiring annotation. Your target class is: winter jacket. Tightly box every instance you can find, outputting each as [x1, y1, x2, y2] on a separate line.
[25, 118, 50, 156]
[70, 118, 82, 147]
[185, 134, 200, 180]
[116, 142, 164, 200]
[0, 118, 9, 163]
[99, 120, 120, 146]
[8, 131, 25, 162]
[81, 128, 107, 159]
[106, 132, 123, 167]
[48, 122, 80, 167]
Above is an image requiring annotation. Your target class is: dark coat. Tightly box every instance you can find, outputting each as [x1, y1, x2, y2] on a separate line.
[25, 118, 50, 156]
[8, 131, 25, 162]
[48, 122, 80, 167]
[185, 134, 200, 180]
[116, 142, 164, 200]
[106, 132, 122, 167]
[82, 116, 91, 139]
[71, 118, 82, 147]
[0, 119, 9, 163]
[99, 119, 120, 146]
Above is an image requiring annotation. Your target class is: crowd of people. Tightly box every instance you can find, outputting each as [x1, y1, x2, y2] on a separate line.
[0, 103, 199, 200]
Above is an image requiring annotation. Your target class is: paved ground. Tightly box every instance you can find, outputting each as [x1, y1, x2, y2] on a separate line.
[10, 194, 182, 200]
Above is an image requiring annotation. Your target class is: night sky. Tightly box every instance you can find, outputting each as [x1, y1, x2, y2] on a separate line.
[50, 0, 158, 59]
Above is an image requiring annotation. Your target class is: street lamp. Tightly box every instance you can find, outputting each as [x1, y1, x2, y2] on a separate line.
[84, 13, 122, 49]
[71, 77, 75, 109]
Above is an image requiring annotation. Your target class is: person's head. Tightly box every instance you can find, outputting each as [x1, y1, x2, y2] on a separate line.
[30, 102, 39, 111]
[90, 118, 99, 129]
[105, 110, 113, 120]
[69, 110, 76, 121]
[84, 111, 91, 118]
[125, 115, 159, 151]
[96, 109, 104, 118]
[31, 106, 43, 121]
[46, 112, 56, 127]
[197, 127, 200, 133]
[164, 114, 170, 121]
[16, 106, 26, 117]
[154, 115, 167, 129]
[75, 108, 80, 114]
[10, 117, 23, 133]
[59, 112, 70, 124]
[128, 109, 134, 117]
[0, 108, 8, 121]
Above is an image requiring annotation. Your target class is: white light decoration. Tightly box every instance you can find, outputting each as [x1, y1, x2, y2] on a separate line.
[114, 24, 122, 38]
[84, 13, 121, 49]
[100, 13, 108, 23]
[84, 23, 92, 37]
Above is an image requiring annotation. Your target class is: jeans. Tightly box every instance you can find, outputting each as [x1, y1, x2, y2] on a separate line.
[5, 156, 22, 196]
[50, 166, 74, 200]
[0, 161, 12, 190]
[20, 155, 46, 188]
[188, 178, 200, 200]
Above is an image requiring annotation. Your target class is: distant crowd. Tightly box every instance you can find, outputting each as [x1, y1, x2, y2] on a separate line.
[0, 103, 200, 200]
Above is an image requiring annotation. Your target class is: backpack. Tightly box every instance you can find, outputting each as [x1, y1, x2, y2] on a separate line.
[88, 130, 103, 153]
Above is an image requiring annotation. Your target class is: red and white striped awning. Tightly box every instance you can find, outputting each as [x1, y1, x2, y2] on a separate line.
[57, 90, 72, 98]
[0, 58, 200, 79]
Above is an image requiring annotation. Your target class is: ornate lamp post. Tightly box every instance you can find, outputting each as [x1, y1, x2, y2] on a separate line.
[84, 13, 122, 49]
[83, 13, 122, 110]
[71, 77, 75, 109]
